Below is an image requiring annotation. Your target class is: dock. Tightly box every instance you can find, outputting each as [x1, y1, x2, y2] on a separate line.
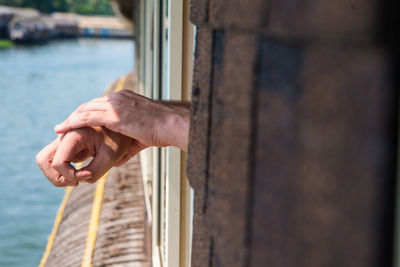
[0, 6, 133, 42]
[52, 13, 134, 38]
[78, 15, 133, 38]
[0, 6, 39, 38]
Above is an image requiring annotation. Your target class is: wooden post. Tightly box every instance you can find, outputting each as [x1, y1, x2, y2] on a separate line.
[187, 0, 399, 266]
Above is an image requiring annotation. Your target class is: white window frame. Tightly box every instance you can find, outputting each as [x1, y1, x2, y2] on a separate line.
[137, 1, 195, 266]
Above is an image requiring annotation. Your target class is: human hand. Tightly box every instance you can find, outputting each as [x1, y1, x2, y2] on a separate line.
[36, 126, 141, 187]
[54, 89, 190, 152]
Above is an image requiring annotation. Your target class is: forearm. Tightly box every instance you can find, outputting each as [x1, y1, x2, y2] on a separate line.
[156, 100, 191, 152]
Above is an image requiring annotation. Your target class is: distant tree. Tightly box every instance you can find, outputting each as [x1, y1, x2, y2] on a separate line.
[27, 0, 69, 13]
[69, 0, 114, 15]
[0, 0, 113, 15]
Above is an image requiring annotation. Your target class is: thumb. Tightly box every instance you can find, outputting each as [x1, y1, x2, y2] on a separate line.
[75, 145, 114, 182]
[113, 141, 145, 167]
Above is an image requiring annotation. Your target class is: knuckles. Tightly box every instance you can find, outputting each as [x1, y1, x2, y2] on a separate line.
[115, 89, 132, 98]
[50, 160, 63, 171]
[35, 153, 44, 167]
[77, 103, 88, 112]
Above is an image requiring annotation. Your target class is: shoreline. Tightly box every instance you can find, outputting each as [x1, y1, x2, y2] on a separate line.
[1, 6, 134, 44]
[0, 38, 13, 48]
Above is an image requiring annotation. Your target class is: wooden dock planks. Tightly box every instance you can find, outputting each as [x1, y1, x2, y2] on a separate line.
[92, 155, 150, 267]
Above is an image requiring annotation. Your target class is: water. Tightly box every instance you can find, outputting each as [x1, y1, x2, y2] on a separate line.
[0, 39, 134, 266]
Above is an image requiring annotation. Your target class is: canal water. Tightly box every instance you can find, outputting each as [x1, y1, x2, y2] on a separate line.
[0, 39, 134, 266]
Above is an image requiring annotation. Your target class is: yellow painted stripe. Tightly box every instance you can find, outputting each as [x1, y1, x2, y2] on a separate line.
[115, 74, 127, 92]
[81, 173, 108, 267]
[39, 186, 73, 267]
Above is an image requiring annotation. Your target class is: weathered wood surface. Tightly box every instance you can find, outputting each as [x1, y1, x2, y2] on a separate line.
[44, 183, 95, 267]
[187, 0, 399, 267]
[92, 156, 150, 267]
[206, 31, 258, 267]
[251, 41, 397, 267]
[186, 27, 213, 267]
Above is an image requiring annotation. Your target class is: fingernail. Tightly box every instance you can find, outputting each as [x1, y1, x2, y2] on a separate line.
[77, 170, 92, 179]
[54, 124, 62, 132]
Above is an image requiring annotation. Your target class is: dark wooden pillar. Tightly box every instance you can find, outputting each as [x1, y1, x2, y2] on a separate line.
[187, 0, 399, 267]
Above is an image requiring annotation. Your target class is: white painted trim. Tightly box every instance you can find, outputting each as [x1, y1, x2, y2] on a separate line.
[138, 0, 146, 95]
[151, 0, 162, 265]
[139, 149, 153, 223]
[167, 0, 183, 101]
[144, 0, 153, 98]
[166, 147, 182, 267]
[138, 1, 194, 266]
[152, 245, 164, 267]
[165, 0, 183, 266]
[140, 0, 155, 226]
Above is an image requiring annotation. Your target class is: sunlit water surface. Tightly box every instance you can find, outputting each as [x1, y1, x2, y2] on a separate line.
[0, 38, 134, 266]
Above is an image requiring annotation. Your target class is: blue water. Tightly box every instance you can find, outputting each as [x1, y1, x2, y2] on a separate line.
[0, 39, 134, 266]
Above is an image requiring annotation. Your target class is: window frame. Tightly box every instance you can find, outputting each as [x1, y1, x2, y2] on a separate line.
[136, 0, 195, 266]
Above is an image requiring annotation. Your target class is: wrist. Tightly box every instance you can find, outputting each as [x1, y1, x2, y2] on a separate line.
[158, 103, 190, 152]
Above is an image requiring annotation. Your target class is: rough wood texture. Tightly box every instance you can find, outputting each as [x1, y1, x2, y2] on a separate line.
[188, 0, 398, 266]
[207, 31, 257, 267]
[265, 0, 378, 39]
[187, 27, 213, 267]
[44, 184, 95, 267]
[189, 0, 209, 26]
[206, 0, 381, 41]
[250, 40, 397, 267]
[209, 0, 266, 30]
[93, 156, 150, 267]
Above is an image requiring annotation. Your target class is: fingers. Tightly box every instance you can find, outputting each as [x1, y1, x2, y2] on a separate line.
[55, 110, 108, 134]
[54, 90, 146, 141]
[71, 149, 91, 163]
[36, 137, 72, 187]
[39, 125, 138, 187]
[54, 97, 110, 134]
[76, 144, 115, 183]
[51, 130, 94, 185]
[54, 90, 136, 135]
[77, 129, 133, 182]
